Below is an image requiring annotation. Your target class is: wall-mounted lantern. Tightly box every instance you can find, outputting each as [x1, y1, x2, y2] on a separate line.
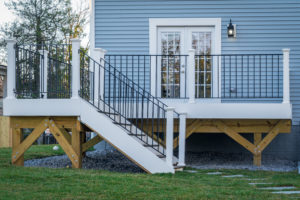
[227, 19, 236, 38]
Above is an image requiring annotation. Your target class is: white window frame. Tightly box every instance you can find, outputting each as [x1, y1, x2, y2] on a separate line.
[149, 18, 222, 97]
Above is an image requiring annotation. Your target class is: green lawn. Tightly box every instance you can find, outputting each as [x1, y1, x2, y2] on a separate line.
[0, 145, 300, 200]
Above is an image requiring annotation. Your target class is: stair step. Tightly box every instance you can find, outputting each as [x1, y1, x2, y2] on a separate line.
[143, 144, 159, 147]
[128, 134, 145, 137]
[157, 154, 166, 158]
[113, 122, 132, 126]
[98, 110, 119, 115]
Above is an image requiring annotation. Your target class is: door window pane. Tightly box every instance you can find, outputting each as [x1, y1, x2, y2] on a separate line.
[192, 32, 212, 98]
[160, 32, 181, 98]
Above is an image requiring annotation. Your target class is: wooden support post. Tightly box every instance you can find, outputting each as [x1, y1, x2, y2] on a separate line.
[72, 126, 82, 168]
[253, 133, 262, 166]
[49, 120, 80, 169]
[81, 132, 86, 157]
[255, 120, 284, 153]
[12, 128, 24, 166]
[12, 119, 48, 164]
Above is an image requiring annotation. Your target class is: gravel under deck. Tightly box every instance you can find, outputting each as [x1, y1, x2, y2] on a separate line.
[25, 150, 298, 173]
[25, 150, 144, 173]
[187, 151, 297, 172]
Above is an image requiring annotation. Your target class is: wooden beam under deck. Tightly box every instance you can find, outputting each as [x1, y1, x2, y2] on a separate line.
[10, 116, 102, 169]
[9, 117, 291, 169]
[134, 119, 291, 134]
[135, 118, 291, 167]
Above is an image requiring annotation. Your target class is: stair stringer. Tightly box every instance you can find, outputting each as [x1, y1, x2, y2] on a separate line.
[79, 99, 175, 174]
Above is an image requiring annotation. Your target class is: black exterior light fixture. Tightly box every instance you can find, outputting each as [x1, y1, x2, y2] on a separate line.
[227, 19, 236, 38]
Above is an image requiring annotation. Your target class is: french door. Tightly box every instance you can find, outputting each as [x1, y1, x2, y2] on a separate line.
[157, 27, 215, 98]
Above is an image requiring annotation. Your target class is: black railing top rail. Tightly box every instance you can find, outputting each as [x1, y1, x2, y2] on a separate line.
[195, 54, 282, 56]
[16, 43, 72, 64]
[16, 45, 44, 56]
[106, 54, 189, 56]
[48, 56, 71, 66]
[106, 53, 282, 56]
[16, 43, 71, 52]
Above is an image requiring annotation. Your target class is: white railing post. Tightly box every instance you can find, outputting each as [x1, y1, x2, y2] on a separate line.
[283, 49, 290, 104]
[188, 49, 196, 103]
[90, 48, 107, 101]
[166, 107, 175, 167]
[39, 50, 48, 99]
[6, 39, 16, 99]
[71, 39, 81, 99]
[178, 113, 187, 167]
[90, 48, 107, 147]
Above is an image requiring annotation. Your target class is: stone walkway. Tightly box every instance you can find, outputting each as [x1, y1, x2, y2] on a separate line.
[200, 170, 300, 197]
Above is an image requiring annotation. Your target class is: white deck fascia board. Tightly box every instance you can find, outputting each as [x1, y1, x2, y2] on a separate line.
[3, 98, 292, 120]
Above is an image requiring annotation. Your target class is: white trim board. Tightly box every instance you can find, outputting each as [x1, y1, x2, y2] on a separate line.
[4, 98, 292, 120]
[161, 99, 292, 119]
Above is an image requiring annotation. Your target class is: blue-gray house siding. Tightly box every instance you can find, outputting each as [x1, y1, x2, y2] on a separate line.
[95, 0, 300, 125]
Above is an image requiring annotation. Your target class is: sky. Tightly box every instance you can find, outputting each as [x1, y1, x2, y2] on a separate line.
[0, 0, 15, 25]
[0, 0, 89, 44]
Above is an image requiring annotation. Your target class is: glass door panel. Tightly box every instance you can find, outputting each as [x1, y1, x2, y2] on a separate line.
[159, 29, 184, 98]
[192, 32, 212, 98]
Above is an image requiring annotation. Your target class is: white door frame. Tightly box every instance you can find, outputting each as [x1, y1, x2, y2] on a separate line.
[149, 18, 222, 98]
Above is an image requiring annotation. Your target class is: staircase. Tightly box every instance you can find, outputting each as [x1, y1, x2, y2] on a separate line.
[13, 44, 179, 173]
[78, 50, 178, 173]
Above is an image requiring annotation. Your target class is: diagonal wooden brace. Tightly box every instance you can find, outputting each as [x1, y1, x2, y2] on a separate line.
[255, 120, 285, 154]
[12, 118, 48, 164]
[214, 120, 256, 154]
[82, 135, 103, 152]
[49, 120, 81, 168]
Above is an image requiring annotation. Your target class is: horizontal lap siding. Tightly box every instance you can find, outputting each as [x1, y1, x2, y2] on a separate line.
[95, 0, 300, 124]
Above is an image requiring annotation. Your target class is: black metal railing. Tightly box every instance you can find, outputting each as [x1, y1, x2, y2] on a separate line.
[18, 43, 72, 64]
[47, 57, 71, 98]
[105, 55, 188, 98]
[106, 54, 283, 100]
[15, 44, 72, 99]
[15, 46, 44, 98]
[81, 51, 180, 155]
[195, 54, 283, 99]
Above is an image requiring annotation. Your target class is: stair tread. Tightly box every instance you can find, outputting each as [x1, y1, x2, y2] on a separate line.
[98, 110, 119, 115]
[128, 134, 146, 136]
[143, 144, 159, 147]
[113, 122, 132, 126]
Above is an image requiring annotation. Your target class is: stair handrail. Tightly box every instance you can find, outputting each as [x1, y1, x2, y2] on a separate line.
[80, 50, 179, 156]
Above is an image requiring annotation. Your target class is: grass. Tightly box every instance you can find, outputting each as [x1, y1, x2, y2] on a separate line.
[0, 145, 300, 200]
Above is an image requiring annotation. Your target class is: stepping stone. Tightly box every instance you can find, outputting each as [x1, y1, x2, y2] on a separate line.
[222, 175, 244, 178]
[259, 186, 296, 190]
[272, 191, 300, 194]
[206, 172, 222, 175]
[249, 183, 272, 185]
[185, 170, 198, 173]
